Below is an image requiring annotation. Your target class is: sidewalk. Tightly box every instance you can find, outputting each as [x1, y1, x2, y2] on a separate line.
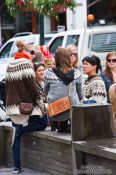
[0, 168, 50, 175]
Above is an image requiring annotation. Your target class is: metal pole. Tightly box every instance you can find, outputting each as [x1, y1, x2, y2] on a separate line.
[87, 0, 101, 8]
[39, 15, 44, 45]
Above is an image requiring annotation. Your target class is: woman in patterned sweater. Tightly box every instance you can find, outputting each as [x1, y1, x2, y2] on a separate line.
[82, 55, 107, 104]
[5, 41, 47, 174]
[44, 47, 83, 133]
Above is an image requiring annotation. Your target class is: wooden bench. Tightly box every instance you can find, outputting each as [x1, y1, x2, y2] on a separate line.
[0, 122, 72, 175]
[71, 104, 116, 175]
[0, 103, 115, 175]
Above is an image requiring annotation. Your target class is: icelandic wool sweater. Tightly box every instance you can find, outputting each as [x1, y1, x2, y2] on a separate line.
[83, 75, 107, 103]
[44, 68, 83, 121]
[5, 58, 42, 116]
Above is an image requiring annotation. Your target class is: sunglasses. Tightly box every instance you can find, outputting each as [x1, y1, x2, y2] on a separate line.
[70, 53, 77, 57]
[107, 58, 116, 63]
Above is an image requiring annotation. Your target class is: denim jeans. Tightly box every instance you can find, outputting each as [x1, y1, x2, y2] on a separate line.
[83, 99, 97, 104]
[12, 115, 48, 168]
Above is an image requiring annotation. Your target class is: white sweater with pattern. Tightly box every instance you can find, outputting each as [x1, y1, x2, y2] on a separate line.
[83, 75, 107, 103]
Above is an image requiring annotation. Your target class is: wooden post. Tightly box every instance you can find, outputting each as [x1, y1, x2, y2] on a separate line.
[71, 104, 114, 141]
[0, 126, 6, 166]
[32, 11, 37, 34]
[39, 15, 44, 45]
[51, 17, 57, 31]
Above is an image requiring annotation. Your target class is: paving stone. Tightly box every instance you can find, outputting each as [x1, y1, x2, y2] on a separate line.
[0, 168, 50, 175]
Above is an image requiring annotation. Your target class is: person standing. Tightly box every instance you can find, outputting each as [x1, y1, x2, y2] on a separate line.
[101, 52, 116, 102]
[5, 41, 47, 174]
[44, 47, 83, 133]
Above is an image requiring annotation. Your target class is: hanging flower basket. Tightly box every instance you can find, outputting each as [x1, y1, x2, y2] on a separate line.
[5, 0, 77, 17]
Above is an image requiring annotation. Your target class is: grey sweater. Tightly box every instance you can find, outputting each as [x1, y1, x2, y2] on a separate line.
[44, 68, 83, 121]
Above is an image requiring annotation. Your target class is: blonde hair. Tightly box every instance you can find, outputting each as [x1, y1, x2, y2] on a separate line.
[16, 40, 26, 52]
[66, 44, 78, 67]
[66, 44, 77, 52]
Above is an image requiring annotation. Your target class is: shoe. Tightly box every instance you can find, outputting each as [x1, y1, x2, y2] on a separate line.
[50, 121, 59, 131]
[57, 126, 71, 133]
[13, 167, 23, 174]
[57, 121, 71, 133]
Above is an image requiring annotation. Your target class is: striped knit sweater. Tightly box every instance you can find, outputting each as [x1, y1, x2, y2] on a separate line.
[5, 58, 42, 116]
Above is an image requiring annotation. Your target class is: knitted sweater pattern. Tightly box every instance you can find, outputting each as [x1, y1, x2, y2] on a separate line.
[44, 68, 83, 121]
[5, 58, 42, 116]
[83, 75, 107, 103]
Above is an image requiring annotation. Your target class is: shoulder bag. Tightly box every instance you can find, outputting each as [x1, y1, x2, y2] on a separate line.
[48, 83, 71, 117]
[13, 85, 33, 115]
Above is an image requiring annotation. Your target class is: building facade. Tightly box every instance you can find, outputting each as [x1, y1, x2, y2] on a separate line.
[0, 0, 116, 46]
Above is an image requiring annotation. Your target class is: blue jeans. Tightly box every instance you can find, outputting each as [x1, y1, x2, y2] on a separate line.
[83, 99, 97, 104]
[12, 115, 48, 168]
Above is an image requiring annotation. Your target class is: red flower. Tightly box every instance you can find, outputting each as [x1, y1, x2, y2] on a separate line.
[66, 0, 71, 4]
[16, 0, 24, 6]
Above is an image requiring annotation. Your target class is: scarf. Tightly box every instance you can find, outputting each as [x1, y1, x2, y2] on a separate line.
[14, 52, 31, 60]
[53, 68, 74, 85]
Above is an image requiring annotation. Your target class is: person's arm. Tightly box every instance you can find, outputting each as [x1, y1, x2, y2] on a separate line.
[44, 77, 50, 97]
[44, 69, 50, 96]
[76, 75, 83, 101]
[91, 79, 107, 103]
[22, 62, 40, 102]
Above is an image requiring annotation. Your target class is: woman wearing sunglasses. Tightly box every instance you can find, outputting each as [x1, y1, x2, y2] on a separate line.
[66, 44, 78, 68]
[100, 52, 116, 102]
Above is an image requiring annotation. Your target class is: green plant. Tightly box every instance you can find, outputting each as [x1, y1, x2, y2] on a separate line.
[5, 0, 77, 17]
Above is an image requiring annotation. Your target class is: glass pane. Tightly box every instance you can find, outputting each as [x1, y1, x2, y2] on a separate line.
[49, 36, 64, 54]
[91, 33, 116, 52]
[0, 42, 13, 59]
[44, 37, 52, 45]
[66, 35, 80, 46]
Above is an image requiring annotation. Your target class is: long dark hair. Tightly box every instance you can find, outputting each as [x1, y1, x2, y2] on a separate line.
[82, 55, 102, 73]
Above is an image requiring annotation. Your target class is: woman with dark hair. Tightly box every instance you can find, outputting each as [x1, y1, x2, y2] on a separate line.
[34, 62, 48, 115]
[100, 52, 116, 102]
[82, 55, 107, 104]
[44, 47, 83, 133]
